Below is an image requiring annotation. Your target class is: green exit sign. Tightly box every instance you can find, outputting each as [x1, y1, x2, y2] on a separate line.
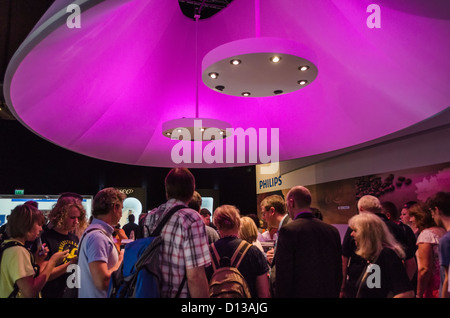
[14, 189, 24, 195]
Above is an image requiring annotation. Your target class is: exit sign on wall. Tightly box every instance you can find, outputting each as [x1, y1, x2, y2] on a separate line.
[14, 189, 24, 195]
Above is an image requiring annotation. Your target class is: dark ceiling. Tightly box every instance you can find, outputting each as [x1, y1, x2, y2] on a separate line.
[0, 0, 231, 120]
[0, 0, 54, 119]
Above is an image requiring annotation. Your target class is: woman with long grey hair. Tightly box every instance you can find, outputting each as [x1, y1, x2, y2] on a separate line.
[348, 212, 414, 298]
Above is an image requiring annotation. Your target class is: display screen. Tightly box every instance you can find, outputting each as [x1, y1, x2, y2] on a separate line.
[0, 195, 93, 227]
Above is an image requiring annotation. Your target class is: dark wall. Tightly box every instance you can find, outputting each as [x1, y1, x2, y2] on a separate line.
[0, 120, 257, 213]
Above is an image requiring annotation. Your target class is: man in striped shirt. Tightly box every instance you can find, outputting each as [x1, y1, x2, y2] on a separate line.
[143, 168, 210, 298]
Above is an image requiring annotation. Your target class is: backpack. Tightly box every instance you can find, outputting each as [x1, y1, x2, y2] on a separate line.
[108, 205, 185, 298]
[208, 240, 252, 298]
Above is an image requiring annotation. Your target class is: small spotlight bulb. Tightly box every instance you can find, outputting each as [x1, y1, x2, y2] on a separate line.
[270, 56, 281, 63]
[299, 65, 310, 71]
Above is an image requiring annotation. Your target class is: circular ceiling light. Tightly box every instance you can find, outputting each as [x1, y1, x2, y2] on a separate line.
[162, 117, 232, 141]
[202, 37, 318, 97]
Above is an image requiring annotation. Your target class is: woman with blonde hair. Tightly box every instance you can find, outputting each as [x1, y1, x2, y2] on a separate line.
[40, 196, 87, 298]
[239, 216, 264, 253]
[348, 212, 414, 298]
[206, 205, 270, 298]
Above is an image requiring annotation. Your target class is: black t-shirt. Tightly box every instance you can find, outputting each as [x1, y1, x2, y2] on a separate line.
[40, 228, 79, 298]
[122, 222, 140, 238]
[356, 247, 412, 298]
[342, 213, 416, 297]
[205, 237, 269, 298]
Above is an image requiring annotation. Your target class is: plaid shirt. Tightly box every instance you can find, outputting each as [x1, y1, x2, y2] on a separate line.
[143, 199, 210, 297]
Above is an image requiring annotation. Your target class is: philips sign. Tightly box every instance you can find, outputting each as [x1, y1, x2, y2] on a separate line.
[259, 176, 282, 190]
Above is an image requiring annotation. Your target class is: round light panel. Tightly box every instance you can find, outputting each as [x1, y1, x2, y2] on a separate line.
[202, 37, 318, 97]
[162, 117, 232, 141]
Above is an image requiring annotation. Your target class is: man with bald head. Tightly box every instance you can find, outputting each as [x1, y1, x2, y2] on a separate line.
[274, 186, 342, 298]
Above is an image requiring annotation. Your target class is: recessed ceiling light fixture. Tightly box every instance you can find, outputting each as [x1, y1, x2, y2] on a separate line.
[208, 72, 219, 79]
[202, 37, 318, 97]
[270, 55, 281, 63]
[299, 65, 310, 71]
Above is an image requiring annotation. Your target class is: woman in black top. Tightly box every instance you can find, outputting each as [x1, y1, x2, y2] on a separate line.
[348, 212, 414, 298]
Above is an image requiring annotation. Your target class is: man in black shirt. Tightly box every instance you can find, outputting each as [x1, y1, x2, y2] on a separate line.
[122, 213, 140, 239]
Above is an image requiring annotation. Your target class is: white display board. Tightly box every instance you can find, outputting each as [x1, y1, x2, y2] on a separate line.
[0, 195, 93, 226]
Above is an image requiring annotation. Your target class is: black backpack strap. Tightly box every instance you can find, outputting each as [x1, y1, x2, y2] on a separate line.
[0, 241, 30, 298]
[174, 275, 186, 298]
[78, 227, 110, 259]
[148, 205, 186, 297]
[150, 205, 186, 236]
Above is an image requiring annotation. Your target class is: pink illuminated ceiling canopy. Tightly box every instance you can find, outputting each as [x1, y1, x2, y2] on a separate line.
[3, 0, 450, 168]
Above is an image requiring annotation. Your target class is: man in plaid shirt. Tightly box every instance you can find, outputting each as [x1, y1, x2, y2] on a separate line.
[143, 168, 210, 297]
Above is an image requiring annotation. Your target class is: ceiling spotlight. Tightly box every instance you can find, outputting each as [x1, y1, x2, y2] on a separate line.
[242, 92, 251, 97]
[270, 56, 281, 63]
[230, 59, 241, 65]
[299, 65, 310, 71]
[208, 72, 219, 79]
[215, 85, 225, 91]
[274, 90, 283, 95]
[298, 80, 308, 85]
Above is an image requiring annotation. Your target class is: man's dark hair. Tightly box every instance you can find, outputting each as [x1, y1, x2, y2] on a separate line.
[381, 201, 400, 220]
[427, 192, 450, 217]
[165, 168, 195, 202]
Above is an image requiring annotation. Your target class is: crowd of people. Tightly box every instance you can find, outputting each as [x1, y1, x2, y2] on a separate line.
[1, 167, 450, 299]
